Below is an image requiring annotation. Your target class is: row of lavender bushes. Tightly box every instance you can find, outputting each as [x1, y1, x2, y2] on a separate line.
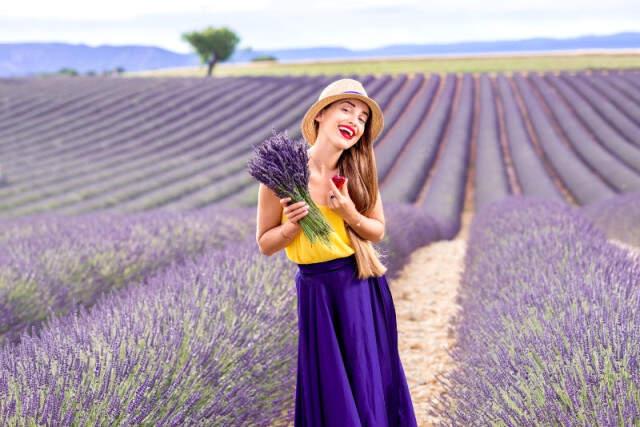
[582, 190, 640, 247]
[433, 195, 640, 424]
[377, 202, 441, 280]
[0, 241, 299, 426]
[0, 202, 440, 425]
[0, 206, 257, 347]
[0, 200, 440, 349]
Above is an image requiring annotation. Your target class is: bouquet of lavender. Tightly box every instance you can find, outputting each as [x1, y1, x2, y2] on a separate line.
[248, 128, 335, 248]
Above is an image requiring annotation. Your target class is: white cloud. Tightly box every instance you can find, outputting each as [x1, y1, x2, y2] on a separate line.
[0, 0, 638, 52]
[0, 0, 272, 20]
[4, 0, 637, 21]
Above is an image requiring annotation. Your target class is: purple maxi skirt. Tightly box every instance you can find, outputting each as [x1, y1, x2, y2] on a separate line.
[294, 254, 418, 427]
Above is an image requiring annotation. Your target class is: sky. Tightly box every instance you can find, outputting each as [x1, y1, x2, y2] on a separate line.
[1, 0, 639, 54]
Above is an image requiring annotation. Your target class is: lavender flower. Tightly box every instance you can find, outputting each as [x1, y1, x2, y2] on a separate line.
[247, 128, 334, 248]
[432, 196, 640, 424]
[0, 205, 257, 347]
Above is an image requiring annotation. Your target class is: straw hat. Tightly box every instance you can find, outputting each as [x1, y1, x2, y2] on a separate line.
[300, 78, 384, 146]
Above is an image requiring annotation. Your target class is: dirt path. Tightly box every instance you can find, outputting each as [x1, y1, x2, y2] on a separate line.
[388, 211, 473, 426]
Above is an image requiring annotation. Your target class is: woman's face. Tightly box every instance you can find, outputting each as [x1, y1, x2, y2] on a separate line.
[314, 98, 370, 150]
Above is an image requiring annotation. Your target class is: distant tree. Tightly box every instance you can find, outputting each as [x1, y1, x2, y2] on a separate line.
[58, 67, 79, 76]
[181, 26, 240, 77]
[252, 55, 277, 62]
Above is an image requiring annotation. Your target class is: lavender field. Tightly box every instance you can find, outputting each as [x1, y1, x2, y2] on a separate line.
[2, 70, 640, 238]
[433, 195, 640, 425]
[0, 202, 439, 424]
[1, 70, 640, 424]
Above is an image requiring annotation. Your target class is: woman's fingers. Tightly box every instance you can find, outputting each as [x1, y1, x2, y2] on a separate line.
[292, 208, 309, 223]
[291, 204, 309, 218]
[282, 199, 308, 215]
[296, 205, 309, 218]
[282, 199, 309, 223]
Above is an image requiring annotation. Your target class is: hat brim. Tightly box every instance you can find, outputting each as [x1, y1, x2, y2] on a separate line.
[300, 93, 384, 146]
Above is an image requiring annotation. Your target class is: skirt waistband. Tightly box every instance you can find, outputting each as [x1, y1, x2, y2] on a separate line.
[296, 254, 356, 275]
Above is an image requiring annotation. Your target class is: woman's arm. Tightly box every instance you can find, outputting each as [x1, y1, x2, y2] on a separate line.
[255, 183, 303, 256]
[344, 190, 385, 243]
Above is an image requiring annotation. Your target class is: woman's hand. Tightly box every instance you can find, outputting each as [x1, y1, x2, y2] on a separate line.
[280, 197, 309, 225]
[327, 177, 358, 222]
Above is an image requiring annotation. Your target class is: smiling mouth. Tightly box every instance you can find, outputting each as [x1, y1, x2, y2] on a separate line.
[338, 126, 355, 140]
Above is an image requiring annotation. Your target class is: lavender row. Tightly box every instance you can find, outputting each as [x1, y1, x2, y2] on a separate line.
[473, 74, 511, 210]
[381, 74, 454, 203]
[0, 206, 256, 346]
[0, 241, 299, 426]
[0, 77, 162, 140]
[0, 77, 230, 159]
[419, 73, 474, 239]
[0, 79, 310, 215]
[434, 196, 640, 424]
[1, 79, 207, 162]
[0, 201, 436, 348]
[600, 71, 640, 107]
[495, 74, 563, 199]
[367, 74, 411, 145]
[528, 73, 640, 193]
[565, 72, 640, 146]
[376, 202, 442, 280]
[0, 78, 249, 187]
[374, 73, 437, 182]
[545, 72, 640, 173]
[4, 72, 640, 221]
[512, 72, 615, 204]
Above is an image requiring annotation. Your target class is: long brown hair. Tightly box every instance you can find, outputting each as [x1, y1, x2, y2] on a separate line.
[315, 102, 388, 279]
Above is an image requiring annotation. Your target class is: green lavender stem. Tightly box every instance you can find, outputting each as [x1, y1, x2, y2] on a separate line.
[280, 185, 335, 249]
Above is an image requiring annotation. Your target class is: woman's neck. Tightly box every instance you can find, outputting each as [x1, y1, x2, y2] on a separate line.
[307, 144, 342, 176]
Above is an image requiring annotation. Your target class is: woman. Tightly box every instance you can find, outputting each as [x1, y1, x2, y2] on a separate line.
[256, 78, 418, 426]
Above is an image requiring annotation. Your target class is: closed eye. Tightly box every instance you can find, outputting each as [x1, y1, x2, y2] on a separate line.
[342, 108, 367, 123]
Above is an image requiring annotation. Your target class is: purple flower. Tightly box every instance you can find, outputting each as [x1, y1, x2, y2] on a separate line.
[247, 128, 335, 248]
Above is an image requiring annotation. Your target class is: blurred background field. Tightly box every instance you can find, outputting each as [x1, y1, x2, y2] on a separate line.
[128, 51, 640, 77]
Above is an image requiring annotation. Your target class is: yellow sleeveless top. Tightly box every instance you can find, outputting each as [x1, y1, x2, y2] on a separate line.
[281, 204, 355, 264]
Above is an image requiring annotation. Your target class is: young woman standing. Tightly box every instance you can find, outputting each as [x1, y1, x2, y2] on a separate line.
[256, 78, 418, 426]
